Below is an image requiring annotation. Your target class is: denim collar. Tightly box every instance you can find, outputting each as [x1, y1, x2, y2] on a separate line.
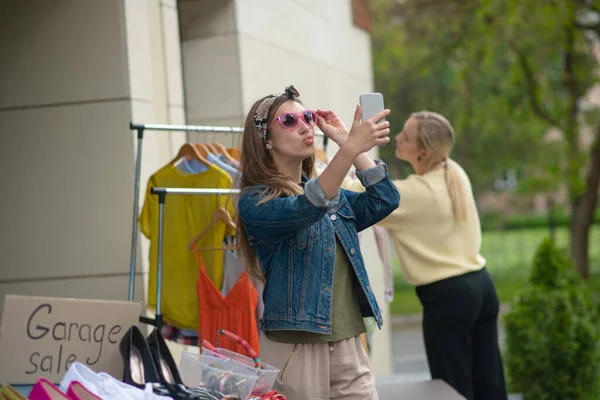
[298, 174, 309, 188]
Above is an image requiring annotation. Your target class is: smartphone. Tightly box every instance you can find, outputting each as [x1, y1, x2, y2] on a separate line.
[359, 93, 385, 124]
[359, 93, 388, 146]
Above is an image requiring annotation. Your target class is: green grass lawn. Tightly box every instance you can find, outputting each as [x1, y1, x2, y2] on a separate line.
[389, 225, 600, 315]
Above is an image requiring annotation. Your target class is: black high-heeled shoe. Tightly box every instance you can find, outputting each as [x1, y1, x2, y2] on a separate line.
[146, 328, 241, 400]
[147, 327, 184, 386]
[119, 325, 162, 389]
[121, 326, 232, 400]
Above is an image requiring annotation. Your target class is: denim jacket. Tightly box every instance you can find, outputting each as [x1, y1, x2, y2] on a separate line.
[237, 161, 400, 334]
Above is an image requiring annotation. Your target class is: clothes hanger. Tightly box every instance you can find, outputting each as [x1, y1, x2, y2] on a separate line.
[193, 143, 212, 159]
[226, 148, 241, 161]
[189, 207, 237, 250]
[171, 143, 211, 166]
[206, 132, 220, 156]
[204, 142, 219, 155]
[212, 142, 237, 163]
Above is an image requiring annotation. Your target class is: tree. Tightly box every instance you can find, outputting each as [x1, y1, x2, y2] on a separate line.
[371, 0, 600, 278]
[371, 0, 548, 191]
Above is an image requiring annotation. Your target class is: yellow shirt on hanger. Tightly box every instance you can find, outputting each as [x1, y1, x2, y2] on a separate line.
[140, 163, 234, 330]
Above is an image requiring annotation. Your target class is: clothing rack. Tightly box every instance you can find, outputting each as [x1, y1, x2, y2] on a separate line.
[128, 122, 327, 328]
[141, 186, 240, 329]
[128, 122, 244, 303]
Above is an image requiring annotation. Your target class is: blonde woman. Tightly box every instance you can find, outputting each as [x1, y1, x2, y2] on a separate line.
[378, 112, 507, 400]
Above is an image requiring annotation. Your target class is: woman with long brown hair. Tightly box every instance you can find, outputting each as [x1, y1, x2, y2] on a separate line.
[378, 111, 507, 400]
[236, 85, 399, 400]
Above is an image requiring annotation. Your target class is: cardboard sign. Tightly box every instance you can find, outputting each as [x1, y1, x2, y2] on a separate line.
[0, 295, 142, 384]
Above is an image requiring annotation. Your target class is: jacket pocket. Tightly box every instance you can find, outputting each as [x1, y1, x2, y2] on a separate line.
[293, 225, 318, 249]
[336, 205, 357, 226]
[337, 207, 359, 241]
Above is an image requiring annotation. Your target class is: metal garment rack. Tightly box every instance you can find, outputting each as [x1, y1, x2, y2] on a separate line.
[143, 187, 240, 329]
[128, 122, 244, 305]
[128, 122, 327, 328]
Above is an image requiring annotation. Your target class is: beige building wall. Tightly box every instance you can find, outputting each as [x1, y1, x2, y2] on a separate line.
[0, 0, 186, 310]
[178, 0, 244, 132]
[0, 0, 138, 304]
[0, 0, 391, 375]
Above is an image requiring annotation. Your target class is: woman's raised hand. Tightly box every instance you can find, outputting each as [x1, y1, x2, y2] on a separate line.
[345, 105, 391, 156]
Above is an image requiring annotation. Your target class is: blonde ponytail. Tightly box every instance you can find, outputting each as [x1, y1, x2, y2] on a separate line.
[444, 158, 468, 222]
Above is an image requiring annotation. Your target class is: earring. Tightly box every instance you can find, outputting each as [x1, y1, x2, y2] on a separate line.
[417, 156, 422, 162]
[268, 148, 272, 157]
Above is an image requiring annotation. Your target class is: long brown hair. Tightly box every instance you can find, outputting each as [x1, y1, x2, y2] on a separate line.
[236, 94, 314, 282]
[411, 111, 469, 222]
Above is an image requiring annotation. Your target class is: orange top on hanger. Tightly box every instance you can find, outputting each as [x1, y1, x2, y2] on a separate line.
[193, 244, 259, 354]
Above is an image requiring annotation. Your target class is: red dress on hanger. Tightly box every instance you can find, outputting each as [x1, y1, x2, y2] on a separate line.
[193, 245, 260, 354]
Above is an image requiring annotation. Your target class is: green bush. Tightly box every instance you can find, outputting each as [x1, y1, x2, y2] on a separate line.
[503, 238, 600, 400]
[503, 210, 570, 230]
[480, 208, 600, 231]
[479, 210, 505, 231]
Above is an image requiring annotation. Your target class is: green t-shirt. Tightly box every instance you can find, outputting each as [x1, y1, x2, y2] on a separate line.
[266, 237, 366, 344]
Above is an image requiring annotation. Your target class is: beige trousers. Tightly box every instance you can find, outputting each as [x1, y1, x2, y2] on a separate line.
[260, 335, 379, 400]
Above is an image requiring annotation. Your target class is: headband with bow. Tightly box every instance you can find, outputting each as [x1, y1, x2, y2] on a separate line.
[253, 85, 300, 141]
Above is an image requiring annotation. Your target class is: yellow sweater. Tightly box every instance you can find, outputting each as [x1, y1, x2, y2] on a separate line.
[377, 165, 485, 286]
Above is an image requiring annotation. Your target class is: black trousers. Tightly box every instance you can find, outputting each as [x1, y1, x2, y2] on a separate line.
[416, 268, 508, 400]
